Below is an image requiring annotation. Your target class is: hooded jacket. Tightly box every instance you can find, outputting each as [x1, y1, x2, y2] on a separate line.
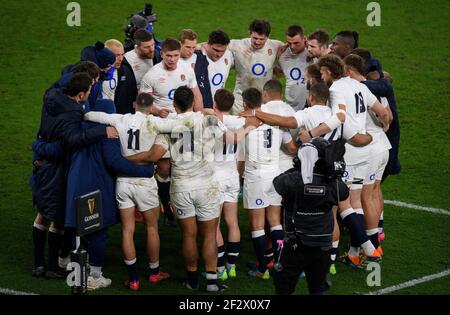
[31, 88, 106, 223]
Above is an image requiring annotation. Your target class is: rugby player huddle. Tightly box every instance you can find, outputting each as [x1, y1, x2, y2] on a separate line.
[30, 16, 400, 294]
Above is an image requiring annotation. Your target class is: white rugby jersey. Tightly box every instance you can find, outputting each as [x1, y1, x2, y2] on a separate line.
[140, 61, 198, 112]
[179, 53, 197, 71]
[83, 111, 180, 185]
[244, 122, 292, 180]
[366, 97, 392, 155]
[124, 49, 154, 90]
[262, 100, 296, 169]
[156, 112, 225, 192]
[228, 38, 284, 112]
[293, 105, 340, 141]
[277, 48, 312, 110]
[214, 114, 244, 178]
[330, 77, 378, 165]
[101, 68, 118, 100]
[203, 48, 234, 98]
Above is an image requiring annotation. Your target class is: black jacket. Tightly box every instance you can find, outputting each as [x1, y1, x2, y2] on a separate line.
[32, 88, 106, 223]
[193, 50, 213, 108]
[362, 79, 401, 176]
[114, 57, 138, 114]
[273, 168, 349, 247]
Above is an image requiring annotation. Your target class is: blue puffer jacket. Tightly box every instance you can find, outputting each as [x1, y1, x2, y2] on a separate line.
[31, 88, 106, 223]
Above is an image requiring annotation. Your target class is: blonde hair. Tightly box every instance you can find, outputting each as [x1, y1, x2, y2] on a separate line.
[105, 39, 124, 50]
[179, 29, 198, 43]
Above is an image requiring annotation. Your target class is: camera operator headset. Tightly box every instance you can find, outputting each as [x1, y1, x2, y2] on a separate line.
[272, 137, 349, 295]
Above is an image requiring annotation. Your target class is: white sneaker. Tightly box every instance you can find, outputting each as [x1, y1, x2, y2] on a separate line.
[58, 256, 71, 270]
[87, 275, 112, 290]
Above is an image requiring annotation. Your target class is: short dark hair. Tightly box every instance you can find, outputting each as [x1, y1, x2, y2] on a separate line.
[174, 86, 194, 112]
[214, 89, 235, 112]
[344, 54, 365, 75]
[308, 29, 330, 46]
[242, 88, 262, 109]
[309, 83, 330, 104]
[208, 29, 230, 46]
[263, 79, 282, 95]
[318, 54, 345, 80]
[162, 37, 181, 52]
[134, 29, 154, 46]
[335, 30, 359, 49]
[249, 19, 271, 37]
[136, 93, 154, 110]
[286, 25, 304, 37]
[72, 61, 100, 80]
[306, 63, 323, 83]
[350, 48, 371, 63]
[63, 72, 92, 97]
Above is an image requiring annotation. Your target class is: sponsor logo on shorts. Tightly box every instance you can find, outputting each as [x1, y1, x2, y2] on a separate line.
[255, 198, 264, 206]
[176, 209, 185, 216]
[370, 174, 376, 180]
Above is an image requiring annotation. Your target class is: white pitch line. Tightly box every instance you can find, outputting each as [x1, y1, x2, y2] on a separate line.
[385, 200, 450, 216]
[366, 269, 450, 295]
[0, 288, 38, 295]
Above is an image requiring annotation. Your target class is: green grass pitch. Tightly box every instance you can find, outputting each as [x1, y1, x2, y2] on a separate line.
[0, 0, 449, 295]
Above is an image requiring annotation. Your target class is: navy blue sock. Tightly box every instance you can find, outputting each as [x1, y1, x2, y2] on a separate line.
[270, 228, 284, 259]
[217, 245, 225, 268]
[187, 270, 199, 288]
[369, 233, 380, 249]
[125, 259, 138, 282]
[156, 179, 172, 220]
[342, 213, 369, 247]
[206, 271, 218, 286]
[226, 242, 240, 265]
[47, 229, 63, 271]
[251, 232, 267, 273]
[32, 225, 47, 268]
[264, 247, 274, 262]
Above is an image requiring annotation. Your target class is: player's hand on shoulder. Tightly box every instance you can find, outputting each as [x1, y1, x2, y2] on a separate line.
[276, 44, 289, 58]
[202, 108, 216, 116]
[244, 116, 262, 129]
[159, 108, 172, 118]
[238, 109, 254, 118]
[298, 130, 311, 143]
[106, 126, 119, 139]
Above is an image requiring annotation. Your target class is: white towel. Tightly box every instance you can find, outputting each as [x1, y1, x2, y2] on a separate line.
[298, 144, 319, 184]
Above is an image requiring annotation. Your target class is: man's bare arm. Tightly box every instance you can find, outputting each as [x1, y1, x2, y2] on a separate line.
[126, 144, 167, 164]
[283, 139, 299, 155]
[239, 109, 298, 129]
[348, 133, 372, 147]
[192, 86, 204, 112]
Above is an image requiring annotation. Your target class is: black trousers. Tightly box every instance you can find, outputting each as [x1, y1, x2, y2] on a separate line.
[273, 240, 331, 295]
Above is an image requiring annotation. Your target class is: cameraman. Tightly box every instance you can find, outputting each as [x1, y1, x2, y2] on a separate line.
[272, 138, 349, 295]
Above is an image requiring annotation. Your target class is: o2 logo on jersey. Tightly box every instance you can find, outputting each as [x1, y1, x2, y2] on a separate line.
[289, 67, 302, 81]
[109, 77, 117, 90]
[343, 171, 349, 179]
[212, 73, 224, 86]
[168, 89, 176, 100]
[252, 63, 266, 77]
[255, 198, 264, 206]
